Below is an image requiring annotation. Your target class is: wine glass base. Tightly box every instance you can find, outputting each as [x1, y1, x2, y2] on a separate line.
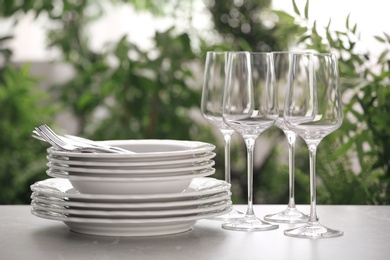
[263, 206, 309, 223]
[209, 207, 245, 222]
[222, 215, 279, 232]
[284, 221, 343, 239]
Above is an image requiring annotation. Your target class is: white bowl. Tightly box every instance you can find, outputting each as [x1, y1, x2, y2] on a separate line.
[30, 177, 231, 202]
[46, 168, 215, 195]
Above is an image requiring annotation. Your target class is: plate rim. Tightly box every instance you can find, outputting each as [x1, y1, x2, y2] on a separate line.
[46, 167, 215, 181]
[46, 160, 215, 174]
[47, 139, 215, 159]
[46, 152, 216, 167]
[30, 177, 231, 201]
[31, 199, 232, 217]
[30, 191, 232, 209]
[31, 205, 233, 224]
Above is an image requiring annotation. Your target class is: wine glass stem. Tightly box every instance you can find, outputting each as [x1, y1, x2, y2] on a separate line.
[308, 144, 319, 223]
[245, 138, 256, 216]
[286, 132, 297, 208]
[223, 133, 232, 185]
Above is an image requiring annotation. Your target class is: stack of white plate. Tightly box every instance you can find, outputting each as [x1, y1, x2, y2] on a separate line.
[30, 139, 232, 236]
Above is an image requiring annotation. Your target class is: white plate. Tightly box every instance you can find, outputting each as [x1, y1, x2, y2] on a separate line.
[30, 177, 231, 201]
[31, 191, 231, 209]
[46, 160, 215, 175]
[31, 199, 232, 217]
[47, 152, 216, 167]
[47, 168, 215, 195]
[31, 206, 232, 237]
[47, 140, 215, 160]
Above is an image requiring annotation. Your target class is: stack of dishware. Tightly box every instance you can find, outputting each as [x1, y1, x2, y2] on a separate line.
[30, 136, 233, 236]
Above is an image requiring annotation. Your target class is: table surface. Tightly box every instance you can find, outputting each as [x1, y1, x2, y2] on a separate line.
[1, 204, 390, 260]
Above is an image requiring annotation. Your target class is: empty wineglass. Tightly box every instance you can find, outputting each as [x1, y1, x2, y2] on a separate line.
[263, 52, 309, 223]
[221, 51, 279, 231]
[283, 52, 343, 238]
[201, 51, 245, 221]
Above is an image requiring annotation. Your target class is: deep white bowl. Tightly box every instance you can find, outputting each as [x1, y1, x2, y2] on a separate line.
[46, 168, 215, 195]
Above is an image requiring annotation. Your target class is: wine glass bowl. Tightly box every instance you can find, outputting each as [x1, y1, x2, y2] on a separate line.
[283, 52, 343, 238]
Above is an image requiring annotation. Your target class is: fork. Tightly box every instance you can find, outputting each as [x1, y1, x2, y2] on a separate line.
[63, 134, 133, 154]
[33, 129, 122, 153]
[35, 125, 131, 154]
[35, 127, 102, 153]
[41, 125, 133, 154]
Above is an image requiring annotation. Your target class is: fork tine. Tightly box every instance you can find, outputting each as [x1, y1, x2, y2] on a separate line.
[38, 125, 96, 153]
[32, 129, 46, 142]
[35, 127, 61, 149]
[37, 124, 126, 154]
[38, 126, 73, 151]
[41, 124, 59, 138]
[32, 134, 46, 142]
[38, 125, 67, 146]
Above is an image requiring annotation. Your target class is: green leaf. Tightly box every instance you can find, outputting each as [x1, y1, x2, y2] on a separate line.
[304, 0, 309, 19]
[333, 136, 355, 157]
[378, 50, 390, 63]
[374, 35, 386, 43]
[352, 23, 357, 34]
[355, 136, 366, 169]
[326, 18, 332, 29]
[349, 108, 364, 121]
[384, 32, 390, 43]
[292, 0, 300, 15]
[345, 13, 350, 29]
[312, 20, 317, 35]
[297, 34, 310, 43]
[273, 10, 295, 23]
[0, 35, 14, 42]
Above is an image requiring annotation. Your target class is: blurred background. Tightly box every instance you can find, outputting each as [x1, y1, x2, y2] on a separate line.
[0, 0, 389, 205]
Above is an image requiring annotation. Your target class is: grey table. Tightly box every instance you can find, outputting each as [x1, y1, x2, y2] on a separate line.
[1, 205, 389, 260]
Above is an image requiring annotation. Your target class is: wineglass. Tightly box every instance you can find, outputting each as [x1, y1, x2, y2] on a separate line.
[283, 52, 344, 238]
[263, 52, 309, 223]
[221, 51, 279, 231]
[201, 51, 245, 221]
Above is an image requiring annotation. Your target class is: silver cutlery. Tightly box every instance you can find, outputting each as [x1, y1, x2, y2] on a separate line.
[33, 125, 133, 154]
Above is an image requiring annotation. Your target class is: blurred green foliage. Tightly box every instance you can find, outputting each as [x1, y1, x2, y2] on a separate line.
[0, 0, 388, 205]
[265, 0, 390, 204]
[0, 64, 54, 203]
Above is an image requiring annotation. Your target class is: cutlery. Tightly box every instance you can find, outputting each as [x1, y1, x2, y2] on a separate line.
[33, 125, 133, 154]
